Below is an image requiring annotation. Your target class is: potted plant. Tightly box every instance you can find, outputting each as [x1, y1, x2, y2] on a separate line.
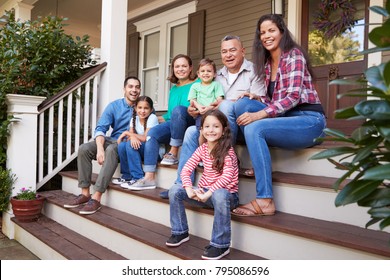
[311, 1, 390, 231]
[10, 187, 45, 222]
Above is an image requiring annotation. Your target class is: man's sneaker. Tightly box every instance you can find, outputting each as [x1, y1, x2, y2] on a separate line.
[79, 199, 101, 215]
[126, 178, 156, 190]
[63, 194, 91, 208]
[160, 153, 179, 165]
[159, 190, 169, 199]
[120, 179, 137, 189]
[165, 233, 189, 247]
[112, 177, 132, 185]
[201, 245, 230, 260]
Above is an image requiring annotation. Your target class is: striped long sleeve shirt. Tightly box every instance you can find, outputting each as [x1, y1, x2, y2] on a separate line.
[180, 144, 239, 193]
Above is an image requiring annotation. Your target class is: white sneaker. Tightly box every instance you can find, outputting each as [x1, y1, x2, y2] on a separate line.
[126, 178, 156, 190]
[112, 177, 132, 185]
[120, 179, 137, 189]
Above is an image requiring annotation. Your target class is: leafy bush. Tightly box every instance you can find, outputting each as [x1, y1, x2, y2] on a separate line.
[0, 167, 16, 212]
[0, 10, 95, 169]
[311, 1, 390, 231]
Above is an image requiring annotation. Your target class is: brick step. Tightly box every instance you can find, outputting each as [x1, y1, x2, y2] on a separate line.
[11, 215, 126, 260]
[39, 189, 264, 260]
[59, 171, 390, 259]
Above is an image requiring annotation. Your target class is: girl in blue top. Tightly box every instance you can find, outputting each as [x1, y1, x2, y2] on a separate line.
[117, 96, 159, 190]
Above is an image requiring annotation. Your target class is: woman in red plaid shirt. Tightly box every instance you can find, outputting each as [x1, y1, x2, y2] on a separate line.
[232, 14, 326, 217]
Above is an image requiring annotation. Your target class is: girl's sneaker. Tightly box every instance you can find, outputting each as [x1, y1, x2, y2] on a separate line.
[201, 245, 230, 260]
[112, 177, 132, 185]
[120, 179, 137, 189]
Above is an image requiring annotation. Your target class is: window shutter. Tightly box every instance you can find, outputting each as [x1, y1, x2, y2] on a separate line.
[127, 32, 140, 77]
[187, 10, 205, 69]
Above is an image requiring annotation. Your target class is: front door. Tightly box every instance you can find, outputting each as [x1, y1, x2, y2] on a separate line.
[301, 0, 369, 134]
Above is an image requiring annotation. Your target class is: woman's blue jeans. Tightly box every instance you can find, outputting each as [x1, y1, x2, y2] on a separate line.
[169, 184, 239, 248]
[234, 97, 326, 198]
[144, 106, 195, 171]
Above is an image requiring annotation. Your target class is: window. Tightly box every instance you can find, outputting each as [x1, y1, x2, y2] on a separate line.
[134, 2, 196, 111]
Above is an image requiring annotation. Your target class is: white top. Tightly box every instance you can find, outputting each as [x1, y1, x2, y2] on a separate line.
[130, 114, 159, 135]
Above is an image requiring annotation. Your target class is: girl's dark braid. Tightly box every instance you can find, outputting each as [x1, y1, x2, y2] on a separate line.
[132, 107, 137, 134]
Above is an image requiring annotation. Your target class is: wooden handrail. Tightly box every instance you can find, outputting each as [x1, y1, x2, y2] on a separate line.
[38, 62, 107, 112]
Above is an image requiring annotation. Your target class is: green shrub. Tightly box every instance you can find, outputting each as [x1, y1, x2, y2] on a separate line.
[0, 167, 16, 212]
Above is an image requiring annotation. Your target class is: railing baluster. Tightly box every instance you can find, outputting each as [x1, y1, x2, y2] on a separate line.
[75, 88, 81, 150]
[57, 99, 64, 167]
[92, 76, 99, 138]
[48, 106, 54, 173]
[38, 113, 45, 181]
[66, 94, 73, 158]
[84, 80, 90, 143]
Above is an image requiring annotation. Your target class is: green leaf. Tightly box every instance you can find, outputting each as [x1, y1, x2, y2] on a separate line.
[379, 217, 390, 230]
[365, 218, 381, 228]
[369, 20, 390, 48]
[363, 164, 390, 180]
[354, 100, 390, 120]
[365, 64, 387, 92]
[334, 106, 358, 119]
[369, 6, 389, 17]
[358, 188, 390, 208]
[310, 146, 356, 160]
[322, 128, 347, 139]
[335, 180, 382, 206]
[384, 61, 390, 87]
[368, 206, 390, 219]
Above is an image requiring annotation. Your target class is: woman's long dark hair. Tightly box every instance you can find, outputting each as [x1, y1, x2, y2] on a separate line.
[200, 110, 232, 173]
[132, 96, 154, 134]
[167, 54, 197, 84]
[252, 14, 314, 77]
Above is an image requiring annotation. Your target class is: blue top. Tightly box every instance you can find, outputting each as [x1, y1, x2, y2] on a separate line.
[93, 98, 133, 140]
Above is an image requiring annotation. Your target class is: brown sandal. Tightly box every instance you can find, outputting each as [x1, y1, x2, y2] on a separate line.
[232, 199, 275, 217]
[240, 168, 255, 177]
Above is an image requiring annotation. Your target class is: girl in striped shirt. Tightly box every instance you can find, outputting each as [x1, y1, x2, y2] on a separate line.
[165, 109, 239, 260]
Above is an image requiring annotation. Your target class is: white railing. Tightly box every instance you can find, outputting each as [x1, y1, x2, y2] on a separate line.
[36, 63, 107, 189]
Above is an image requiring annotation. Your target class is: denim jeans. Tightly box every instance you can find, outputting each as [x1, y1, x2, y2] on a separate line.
[145, 106, 194, 171]
[77, 138, 119, 193]
[117, 141, 146, 180]
[218, 100, 238, 144]
[234, 97, 327, 198]
[169, 184, 239, 248]
[174, 125, 200, 185]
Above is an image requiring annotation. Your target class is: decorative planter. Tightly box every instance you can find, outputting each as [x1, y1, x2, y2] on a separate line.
[10, 195, 45, 222]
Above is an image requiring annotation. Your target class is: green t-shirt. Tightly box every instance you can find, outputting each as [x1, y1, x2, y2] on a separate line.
[162, 79, 200, 121]
[187, 81, 225, 106]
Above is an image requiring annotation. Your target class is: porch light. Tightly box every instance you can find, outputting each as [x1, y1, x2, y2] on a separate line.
[271, 0, 284, 16]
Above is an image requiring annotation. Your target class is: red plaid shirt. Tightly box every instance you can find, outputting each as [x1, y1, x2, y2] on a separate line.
[260, 48, 322, 117]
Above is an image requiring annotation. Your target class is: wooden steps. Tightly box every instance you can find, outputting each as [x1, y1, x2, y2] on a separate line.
[57, 170, 390, 259]
[12, 215, 126, 260]
[38, 189, 264, 260]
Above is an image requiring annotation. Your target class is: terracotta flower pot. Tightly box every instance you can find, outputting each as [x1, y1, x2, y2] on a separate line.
[10, 195, 45, 222]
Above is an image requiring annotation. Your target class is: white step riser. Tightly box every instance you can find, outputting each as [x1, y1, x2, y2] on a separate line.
[63, 170, 374, 230]
[61, 176, 384, 259]
[104, 146, 348, 180]
[236, 146, 348, 178]
[42, 203, 179, 260]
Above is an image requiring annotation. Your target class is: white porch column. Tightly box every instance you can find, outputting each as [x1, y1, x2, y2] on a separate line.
[99, 0, 128, 116]
[6, 94, 46, 196]
[0, 0, 36, 20]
